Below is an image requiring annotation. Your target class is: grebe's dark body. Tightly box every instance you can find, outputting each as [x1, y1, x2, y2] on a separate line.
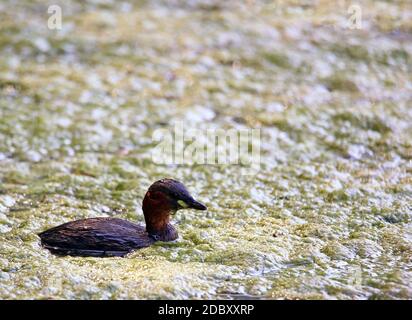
[38, 179, 206, 257]
[39, 218, 155, 257]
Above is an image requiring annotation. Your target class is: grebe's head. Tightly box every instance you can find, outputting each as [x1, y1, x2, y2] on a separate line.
[143, 178, 207, 215]
[142, 179, 206, 240]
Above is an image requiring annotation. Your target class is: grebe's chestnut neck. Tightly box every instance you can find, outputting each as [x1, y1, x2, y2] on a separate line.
[142, 179, 206, 241]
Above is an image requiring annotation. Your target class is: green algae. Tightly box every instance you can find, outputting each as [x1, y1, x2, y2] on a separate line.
[263, 52, 292, 69]
[0, 0, 411, 300]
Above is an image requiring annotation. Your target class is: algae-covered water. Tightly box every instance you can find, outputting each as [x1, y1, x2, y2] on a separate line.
[0, 0, 411, 299]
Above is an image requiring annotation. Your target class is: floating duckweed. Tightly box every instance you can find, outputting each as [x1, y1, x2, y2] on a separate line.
[263, 52, 292, 69]
[321, 74, 359, 92]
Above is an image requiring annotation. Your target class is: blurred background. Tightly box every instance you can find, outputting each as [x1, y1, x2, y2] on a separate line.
[0, 0, 411, 299]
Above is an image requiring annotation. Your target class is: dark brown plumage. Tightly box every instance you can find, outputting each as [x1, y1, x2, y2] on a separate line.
[38, 179, 206, 257]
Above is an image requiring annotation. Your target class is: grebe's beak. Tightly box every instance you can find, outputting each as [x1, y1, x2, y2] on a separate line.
[188, 199, 207, 210]
[177, 198, 207, 211]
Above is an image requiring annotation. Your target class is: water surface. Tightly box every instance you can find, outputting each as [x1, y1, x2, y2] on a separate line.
[0, 0, 411, 299]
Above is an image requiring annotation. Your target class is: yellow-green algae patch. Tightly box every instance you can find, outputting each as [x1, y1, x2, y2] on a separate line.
[0, 0, 411, 299]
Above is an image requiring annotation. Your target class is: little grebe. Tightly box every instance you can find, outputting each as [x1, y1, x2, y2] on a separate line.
[38, 179, 206, 257]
